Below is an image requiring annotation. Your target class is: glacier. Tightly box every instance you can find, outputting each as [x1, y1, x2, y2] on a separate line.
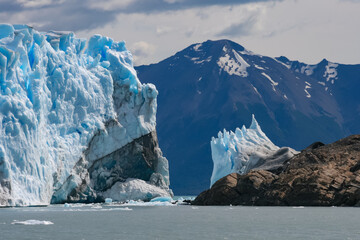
[0, 24, 171, 206]
[210, 115, 298, 187]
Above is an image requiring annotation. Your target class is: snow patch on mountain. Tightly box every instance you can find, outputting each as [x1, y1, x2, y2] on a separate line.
[274, 59, 291, 69]
[185, 54, 212, 65]
[324, 62, 338, 83]
[252, 85, 261, 97]
[261, 72, 278, 91]
[301, 65, 316, 76]
[194, 56, 212, 64]
[210, 115, 297, 187]
[239, 49, 256, 56]
[254, 64, 265, 70]
[217, 50, 249, 77]
[304, 81, 312, 98]
[193, 43, 202, 51]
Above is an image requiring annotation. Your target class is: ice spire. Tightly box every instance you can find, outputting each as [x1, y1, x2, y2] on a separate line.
[249, 114, 260, 130]
[210, 114, 280, 187]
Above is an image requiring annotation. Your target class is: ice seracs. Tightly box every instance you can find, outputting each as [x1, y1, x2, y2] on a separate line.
[0, 24, 171, 206]
[210, 115, 297, 187]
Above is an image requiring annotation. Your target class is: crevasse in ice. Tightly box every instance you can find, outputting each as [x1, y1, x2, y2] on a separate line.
[0, 24, 169, 206]
[210, 115, 297, 187]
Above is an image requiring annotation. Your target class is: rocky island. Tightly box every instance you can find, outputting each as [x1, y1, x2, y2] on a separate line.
[193, 135, 360, 206]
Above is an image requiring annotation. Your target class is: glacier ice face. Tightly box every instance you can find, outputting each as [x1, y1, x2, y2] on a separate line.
[210, 115, 297, 187]
[0, 24, 170, 206]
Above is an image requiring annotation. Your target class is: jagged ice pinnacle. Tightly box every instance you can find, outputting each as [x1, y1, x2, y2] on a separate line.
[210, 115, 297, 187]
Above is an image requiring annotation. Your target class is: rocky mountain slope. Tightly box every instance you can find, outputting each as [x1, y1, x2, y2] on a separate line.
[193, 135, 360, 206]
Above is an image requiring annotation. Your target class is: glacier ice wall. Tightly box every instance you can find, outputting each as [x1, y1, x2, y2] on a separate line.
[0, 24, 169, 206]
[210, 115, 297, 187]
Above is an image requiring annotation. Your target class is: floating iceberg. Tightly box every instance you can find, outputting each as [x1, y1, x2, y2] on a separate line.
[210, 115, 297, 187]
[0, 24, 171, 206]
[101, 178, 172, 203]
[150, 196, 173, 202]
[11, 220, 54, 225]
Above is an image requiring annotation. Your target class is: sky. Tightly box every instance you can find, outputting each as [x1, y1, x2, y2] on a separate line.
[1, 0, 360, 65]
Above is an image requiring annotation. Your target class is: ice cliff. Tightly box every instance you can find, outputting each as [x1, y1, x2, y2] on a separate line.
[210, 115, 297, 187]
[0, 24, 171, 206]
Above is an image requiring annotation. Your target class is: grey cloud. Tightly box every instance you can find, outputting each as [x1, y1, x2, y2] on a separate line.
[0, 1, 23, 12]
[1, 0, 118, 32]
[131, 41, 155, 57]
[31, 6, 117, 31]
[0, 0, 279, 32]
[216, 17, 257, 37]
[121, 0, 281, 13]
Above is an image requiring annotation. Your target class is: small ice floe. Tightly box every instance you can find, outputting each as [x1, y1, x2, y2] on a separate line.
[64, 203, 71, 208]
[292, 206, 305, 209]
[64, 207, 132, 212]
[150, 196, 173, 203]
[11, 220, 54, 225]
[103, 207, 132, 211]
[105, 198, 113, 204]
[91, 204, 102, 209]
[122, 200, 174, 207]
[191, 206, 199, 210]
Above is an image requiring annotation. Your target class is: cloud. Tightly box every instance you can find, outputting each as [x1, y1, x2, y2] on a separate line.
[2, 0, 119, 32]
[88, 0, 136, 11]
[0, 0, 280, 32]
[216, 17, 257, 37]
[156, 26, 173, 35]
[0, 1, 22, 12]
[122, 0, 281, 13]
[17, 0, 59, 8]
[130, 41, 156, 65]
[215, 4, 266, 38]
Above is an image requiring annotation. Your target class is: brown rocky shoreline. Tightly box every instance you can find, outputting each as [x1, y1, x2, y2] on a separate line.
[192, 135, 360, 206]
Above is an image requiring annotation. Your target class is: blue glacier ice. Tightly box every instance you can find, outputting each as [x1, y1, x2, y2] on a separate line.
[150, 196, 173, 202]
[210, 115, 297, 187]
[0, 24, 170, 206]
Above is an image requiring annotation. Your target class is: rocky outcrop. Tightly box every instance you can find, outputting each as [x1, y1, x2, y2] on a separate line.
[193, 135, 360, 206]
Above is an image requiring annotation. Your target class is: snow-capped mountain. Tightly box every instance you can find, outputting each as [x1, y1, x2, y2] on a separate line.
[0, 24, 171, 206]
[136, 39, 360, 194]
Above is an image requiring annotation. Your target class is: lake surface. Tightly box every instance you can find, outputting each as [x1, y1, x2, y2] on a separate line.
[0, 201, 359, 240]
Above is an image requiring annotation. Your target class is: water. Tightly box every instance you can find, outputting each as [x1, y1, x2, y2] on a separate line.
[0, 203, 359, 240]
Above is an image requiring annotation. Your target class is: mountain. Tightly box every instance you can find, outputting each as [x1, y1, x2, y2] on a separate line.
[0, 24, 171, 206]
[135, 39, 360, 195]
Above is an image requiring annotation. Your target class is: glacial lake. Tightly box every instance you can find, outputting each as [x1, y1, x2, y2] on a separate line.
[0, 201, 359, 240]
